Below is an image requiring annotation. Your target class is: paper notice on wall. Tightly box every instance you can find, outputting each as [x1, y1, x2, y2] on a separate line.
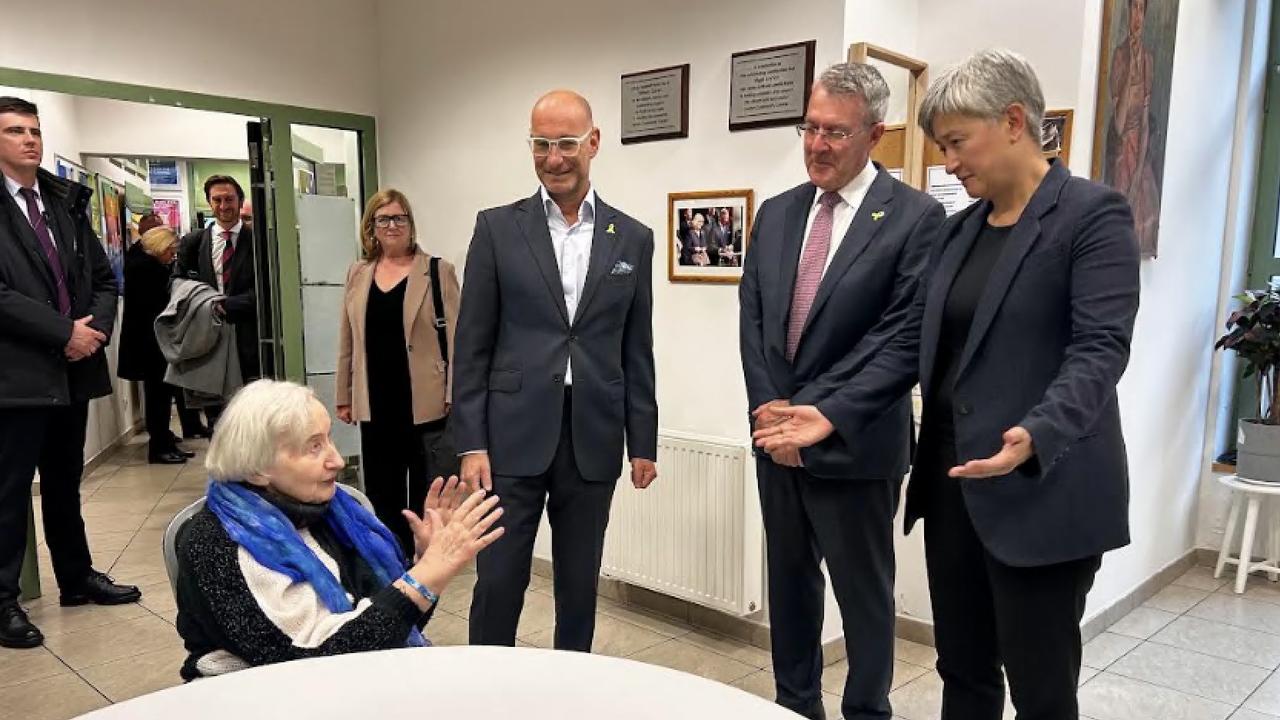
[887, 168, 903, 182]
[926, 165, 979, 216]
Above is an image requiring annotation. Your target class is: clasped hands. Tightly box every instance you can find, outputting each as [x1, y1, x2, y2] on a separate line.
[751, 399, 1035, 479]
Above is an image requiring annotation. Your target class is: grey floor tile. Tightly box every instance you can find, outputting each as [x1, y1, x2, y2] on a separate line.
[1244, 670, 1280, 714]
[1078, 672, 1234, 720]
[1083, 632, 1142, 669]
[1189, 594, 1280, 636]
[1230, 708, 1280, 719]
[1108, 640, 1269, 705]
[1110, 606, 1180, 639]
[1146, 585, 1214, 614]
[1151, 615, 1280, 668]
[1174, 566, 1230, 592]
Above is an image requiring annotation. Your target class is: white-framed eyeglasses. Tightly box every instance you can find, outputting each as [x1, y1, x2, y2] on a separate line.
[528, 129, 593, 158]
[373, 214, 411, 229]
[795, 123, 867, 142]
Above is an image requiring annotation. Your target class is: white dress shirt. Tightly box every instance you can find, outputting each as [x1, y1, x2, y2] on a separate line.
[4, 173, 57, 248]
[210, 220, 243, 293]
[800, 160, 877, 276]
[541, 185, 595, 386]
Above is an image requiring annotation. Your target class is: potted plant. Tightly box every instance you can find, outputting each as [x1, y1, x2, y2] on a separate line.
[1217, 287, 1280, 481]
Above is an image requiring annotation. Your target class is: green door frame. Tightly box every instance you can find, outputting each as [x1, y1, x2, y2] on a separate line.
[0, 68, 378, 600]
[1233, 10, 1280, 437]
[0, 67, 380, 380]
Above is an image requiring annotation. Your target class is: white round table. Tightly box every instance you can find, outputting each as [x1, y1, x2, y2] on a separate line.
[1215, 474, 1280, 593]
[76, 646, 797, 719]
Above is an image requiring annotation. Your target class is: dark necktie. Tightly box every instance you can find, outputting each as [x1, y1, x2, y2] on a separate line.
[18, 187, 70, 316]
[220, 231, 235, 289]
[786, 191, 841, 361]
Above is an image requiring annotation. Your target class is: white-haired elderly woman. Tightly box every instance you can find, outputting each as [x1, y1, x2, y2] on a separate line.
[174, 379, 503, 680]
[755, 49, 1139, 719]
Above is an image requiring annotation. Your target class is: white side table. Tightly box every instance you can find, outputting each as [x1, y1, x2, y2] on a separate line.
[1215, 475, 1280, 593]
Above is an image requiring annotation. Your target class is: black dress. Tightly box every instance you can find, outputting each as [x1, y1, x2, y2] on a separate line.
[359, 276, 427, 555]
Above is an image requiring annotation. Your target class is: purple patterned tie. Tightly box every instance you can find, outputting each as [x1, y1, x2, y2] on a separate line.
[19, 187, 70, 316]
[786, 191, 841, 361]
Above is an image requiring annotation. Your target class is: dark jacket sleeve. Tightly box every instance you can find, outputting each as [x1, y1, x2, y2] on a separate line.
[623, 227, 658, 461]
[176, 513, 424, 669]
[1018, 190, 1140, 474]
[451, 212, 500, 453]
[0, 279, 74, 349]
[791, 201, 943, 408]
[739, 201, 782, 412]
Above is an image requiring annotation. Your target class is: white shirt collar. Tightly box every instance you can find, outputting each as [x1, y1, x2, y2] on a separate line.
[540, 185, 596, 224]
[812, 160, 876, 210]
[213, 219, 243, 238]
[4, 173, 34, 199]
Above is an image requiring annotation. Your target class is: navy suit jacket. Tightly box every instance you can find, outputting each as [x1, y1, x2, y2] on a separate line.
[452, 191, 658, 482]
[740, 165, 944, 480]
[816, 161, 1140, 566]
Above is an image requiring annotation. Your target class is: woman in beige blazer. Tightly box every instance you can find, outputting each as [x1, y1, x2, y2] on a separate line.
[337, 188, 461, 554]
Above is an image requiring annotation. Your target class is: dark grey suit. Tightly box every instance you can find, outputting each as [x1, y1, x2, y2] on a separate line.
[454, 190, 656, 650]
[816, 161, 1139, 718]
[740, 165, 943, 720]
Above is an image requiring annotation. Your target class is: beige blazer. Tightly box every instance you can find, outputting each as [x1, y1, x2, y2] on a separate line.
[336, 248, 461, 425]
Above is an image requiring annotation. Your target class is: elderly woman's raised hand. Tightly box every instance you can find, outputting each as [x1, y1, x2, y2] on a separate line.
[400, 487, 504, 602]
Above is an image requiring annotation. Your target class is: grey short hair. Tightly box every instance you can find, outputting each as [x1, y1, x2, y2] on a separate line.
[816, 62, 890, 126]
[205, 380, 320, 482]
[918, 48, 1045, 144]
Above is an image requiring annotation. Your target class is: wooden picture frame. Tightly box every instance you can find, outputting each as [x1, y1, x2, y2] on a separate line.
[668, 189, 754, 284]
[729, 40, 816, 132]
[620, 64, 690, 145]
[1042, 108, 1074, 164]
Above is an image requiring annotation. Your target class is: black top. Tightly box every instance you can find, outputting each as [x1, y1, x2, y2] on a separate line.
[365, 276, 413, 425]
[923, 220, 1014, 441]
[118, 243, 173, 381]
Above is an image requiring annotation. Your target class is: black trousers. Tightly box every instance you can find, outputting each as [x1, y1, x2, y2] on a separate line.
[469, 391, 616, 651]
[758, 461, 899, 720]
[360, 417, 457, 556]
[917, 431, 1100, 720]
[142, 379, 201, 455]
[0, 404, 94, 602]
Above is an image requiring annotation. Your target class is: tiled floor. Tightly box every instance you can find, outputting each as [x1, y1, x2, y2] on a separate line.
[7, 436, 1280, 720]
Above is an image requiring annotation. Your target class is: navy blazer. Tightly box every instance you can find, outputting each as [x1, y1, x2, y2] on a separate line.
[452, 191, 657, 483]
[740, 165, 944, 480]
[816, 161, 1140, 566]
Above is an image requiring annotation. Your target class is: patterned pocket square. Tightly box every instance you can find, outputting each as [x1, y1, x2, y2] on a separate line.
[611, 260, 635, 276]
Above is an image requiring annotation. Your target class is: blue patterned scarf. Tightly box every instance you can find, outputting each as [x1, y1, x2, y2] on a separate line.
[205, 480, 426, 647]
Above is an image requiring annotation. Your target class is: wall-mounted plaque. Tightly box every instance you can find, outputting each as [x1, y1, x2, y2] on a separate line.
[729, 40, 815, 131]
[621, 64, 690, 145]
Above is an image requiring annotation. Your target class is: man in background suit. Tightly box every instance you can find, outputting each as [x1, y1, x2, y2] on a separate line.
[709, 207, 741, 266]
[454, 89, 658, 652]
[739, 64, 944, 720]
[174, 174, 260, 410]
[0, 96, 142, 649]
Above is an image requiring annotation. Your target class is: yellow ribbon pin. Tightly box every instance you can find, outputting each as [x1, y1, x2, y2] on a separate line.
[871, 211, 885, 222]
[606, 223, 616, 234]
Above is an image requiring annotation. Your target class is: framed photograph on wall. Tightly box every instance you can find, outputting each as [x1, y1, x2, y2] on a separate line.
[1042, 108, 1074, 164]
[668, 189, 754, 284]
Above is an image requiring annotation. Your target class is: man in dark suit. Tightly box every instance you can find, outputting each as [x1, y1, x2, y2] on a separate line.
[454, 89, 658, 652]
[0, 96, 142, 649]
[739, 65, 943, 720]
[709, 207, 742, 266]
[173, 174, 260, 403]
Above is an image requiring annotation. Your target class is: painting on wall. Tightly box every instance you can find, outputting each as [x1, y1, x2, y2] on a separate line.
[1091, 0, 1181, 258]
[98, 176, 126, 289]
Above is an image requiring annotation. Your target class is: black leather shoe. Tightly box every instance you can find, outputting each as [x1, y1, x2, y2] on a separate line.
[173, 445, 196, 459]
[183, 426, 212, 440]
[148, 451, 187, 465]
[59, 571, 142, 607]
[0, 603, 42, 648]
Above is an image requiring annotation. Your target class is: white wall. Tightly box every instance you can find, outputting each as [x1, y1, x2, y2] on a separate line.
[0, 0, 379, 116]
[376, 0, 849, 639]
[75, 97, 253, 161]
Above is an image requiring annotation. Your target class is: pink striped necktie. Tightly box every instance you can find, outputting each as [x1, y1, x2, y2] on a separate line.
[786, 191, 841, 361]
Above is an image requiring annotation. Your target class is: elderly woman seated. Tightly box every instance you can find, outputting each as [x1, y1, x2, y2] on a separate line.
[175, 379, 503, 680]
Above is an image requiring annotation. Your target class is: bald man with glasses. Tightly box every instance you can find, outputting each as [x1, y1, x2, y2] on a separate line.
[452, 90, 658, 652]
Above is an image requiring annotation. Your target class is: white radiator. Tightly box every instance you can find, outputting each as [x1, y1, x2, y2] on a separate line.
[599, 430, 764, 616]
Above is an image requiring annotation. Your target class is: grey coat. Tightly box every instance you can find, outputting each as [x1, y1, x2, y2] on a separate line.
[155, 278, 243, 406]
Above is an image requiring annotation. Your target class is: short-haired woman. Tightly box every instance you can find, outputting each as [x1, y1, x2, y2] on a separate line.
[175, 379, 503, 679]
